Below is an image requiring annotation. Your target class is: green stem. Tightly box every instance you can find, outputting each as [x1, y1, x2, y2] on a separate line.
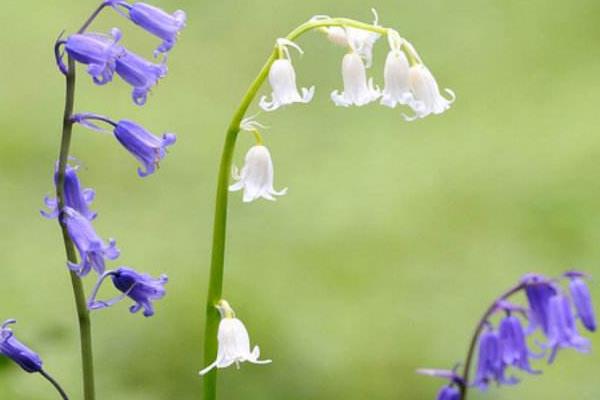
[40, 370, 70, 400]
[202, 17, 387, 400]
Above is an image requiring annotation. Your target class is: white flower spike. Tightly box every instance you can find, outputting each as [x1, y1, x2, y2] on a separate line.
[331, 52, 380, 107]
[259, 38, 315, 112]
[380, 30, 413, 108]
[199, 300, 271, 376]
[405, 64, 456, 121]
[229, 145, 287, 202]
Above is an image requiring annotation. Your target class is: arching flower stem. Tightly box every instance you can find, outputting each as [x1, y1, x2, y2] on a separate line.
[40, 369, 70, 400]
[202, 16, 390, 400]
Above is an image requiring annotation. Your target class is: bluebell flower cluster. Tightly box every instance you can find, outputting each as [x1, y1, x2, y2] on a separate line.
[420, 271, 596, 399]
[55, 1, 185, 105]
[42, 1, 181, 318]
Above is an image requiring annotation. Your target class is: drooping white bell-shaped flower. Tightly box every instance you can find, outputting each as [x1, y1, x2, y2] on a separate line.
[406, 64, 455, 120]
[331, 52, 380, 107]
[229, 145, 287, 202]
[199, 312, 271, 375]
[259, 39, 314, 112]
[380, 49, 412, 108]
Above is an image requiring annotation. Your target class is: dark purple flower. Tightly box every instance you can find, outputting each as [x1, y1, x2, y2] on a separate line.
[498, 315, 539, 374]
[473, 330, 516, 390]
[110, 1, 185, 57]
[522, 274, 557, 335]
[56, 28, 124, 84]
[62, 207, 119, 276]
[0, 320, 43, 373]
[115, 49, 167, 105]
[543, 294, 590, 363]
[566, 273, 596, 332]
[114, 120, 176, 177]
[88, 267, 168, 317]
[41, 163, 96, 220]
[436, 385, 460, 400]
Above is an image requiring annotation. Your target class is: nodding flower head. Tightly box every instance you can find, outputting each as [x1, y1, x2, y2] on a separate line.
[0, 320, 43, 373]
[41, 163, 96, 221]
[473, 329, 517, 390]
[542, 293, 591, 363]
[259, 39, 314, 112]
[113, 120, 176, 177]
[406, 64, 455, 120]
[127, 2, 186, 57]
[331, 52, 380, 107]
[62, 207, 120, 276]
[115, 49, 167, 105]
[88, 267, 168, 317]
[199, 304, 271, 376]
[381, 32, 413, 108]
[57, 28, 124, 84]
[498, 315, 539, 374]
[565, 271, 596, 332]
[522, 273, 558, 335]
[229, 145, 287, 203]
[436, 386, 460, 400]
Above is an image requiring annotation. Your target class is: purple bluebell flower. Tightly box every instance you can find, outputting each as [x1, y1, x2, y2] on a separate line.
[565, 272, 596, 332]
[473, 329, 516, 390]
[0, 320, 43, 373]
[88, 267, 168, 317]
[110, 1, 186, 57]
[62, 207, 120, 276]
[114, 119, 176, 177]
[41, 163, 96, 220]
[55, 28, 124, 84]
[436, 386, 460, 400]
[115, 49, 167, 105]
[498, 315, 539, 374]
[543, 293, 590, 363]
[522, 273, 557, 335]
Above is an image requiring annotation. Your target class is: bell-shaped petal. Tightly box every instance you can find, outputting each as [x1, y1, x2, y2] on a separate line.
[473, 330, 517, 390]
[380, 49, 413, 108]
[41, 163, 96, 221]
[567, 274, 596, 332]
[229, 145, 287, 203]
[60, 28, 124, 84]
[406, 64, 455, 120]
[0, 320, 43, 373]
[88, 267, 168, 317]
[436, 385, 460, 400]
[199, 317, 271, 375]
[543, 294, 591, 363]
[331, 52, 380, 107]
[522, 273, 558, 335]
[113, 120, 176, 177]
[115, 49, 167, 105]
[498, 315, 539, 374]
[259, 59, 314, 111]
[62, 207, 120, 276]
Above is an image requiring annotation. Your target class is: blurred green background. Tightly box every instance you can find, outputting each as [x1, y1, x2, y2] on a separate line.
[1, 0, 600, 399]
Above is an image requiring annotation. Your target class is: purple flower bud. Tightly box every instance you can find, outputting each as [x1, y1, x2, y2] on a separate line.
[436, 385, 460, 400]
[62, 207, 120, 276]
[113, 120, 176, 177]
[41, 163, 96, 221]
[522, 274, 557, 335]
[115, 49, 167, 105]
[567, 276, 596, 332]
[57, 28, 124, 84]
[473, 330, 516, 390]
[543, 294, 590, 363]
[88, 267, 168, 317]
[0, 320, 43, 373]
[498, 315, 539, 374]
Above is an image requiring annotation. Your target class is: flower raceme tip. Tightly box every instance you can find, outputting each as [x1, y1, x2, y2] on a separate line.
[0, 320, 43, 373]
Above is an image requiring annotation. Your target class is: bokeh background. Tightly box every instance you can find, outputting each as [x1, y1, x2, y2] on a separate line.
[1, 0, 600, 399]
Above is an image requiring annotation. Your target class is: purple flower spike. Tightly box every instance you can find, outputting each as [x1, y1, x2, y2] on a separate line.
[57, 28, 124, 84]
[114, 120, 176, 177]
[522, 274, 557, 335]
[567, 275, 596, 332]
[115, 49, 167, 105]
[543, 294, 590, 363]
[0, 320, 43, 373]
[88, 267, 168, 317]
[436, 386, 460, 400]
[498, 315, 539, 374]
[62, 207, 120, 276]
[473, 330, 517, 390]
[41, 163, 96, 220]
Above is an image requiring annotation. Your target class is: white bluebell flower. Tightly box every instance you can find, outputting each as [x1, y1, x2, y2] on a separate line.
[331, 51, 380, 107]
[406, 64, 455, 120]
